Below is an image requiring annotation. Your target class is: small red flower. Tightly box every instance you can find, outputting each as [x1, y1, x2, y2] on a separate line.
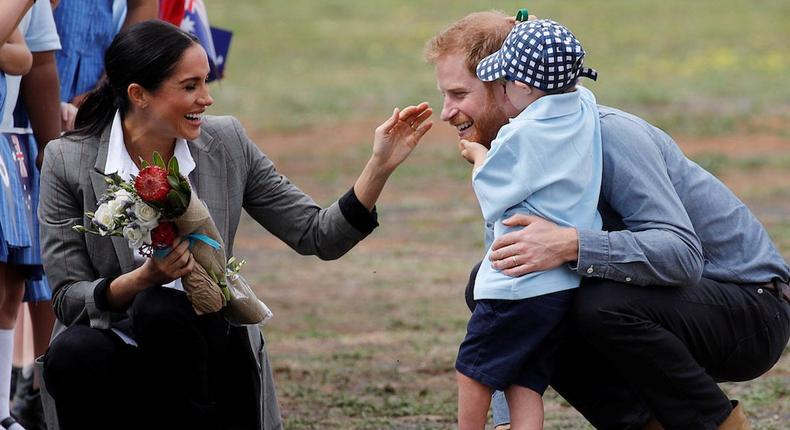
[151, 221, 178, 248]
[135, 166, 171, 204]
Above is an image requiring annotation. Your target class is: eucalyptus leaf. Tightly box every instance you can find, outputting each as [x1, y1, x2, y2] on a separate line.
[168, 157, 180, 177]
[152, 151, 165, 168]
[168, 189, 188, 208]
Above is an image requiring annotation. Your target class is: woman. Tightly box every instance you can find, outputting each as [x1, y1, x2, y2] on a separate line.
[38, 20, 431, 430]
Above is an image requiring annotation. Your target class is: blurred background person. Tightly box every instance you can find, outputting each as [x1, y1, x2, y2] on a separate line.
[52, 0, 157, 123]
[0, 0, 62, 429]
[0, 5, 35, 429]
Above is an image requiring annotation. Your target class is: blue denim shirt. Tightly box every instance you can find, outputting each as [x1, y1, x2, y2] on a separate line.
[576, 106, 790, 286]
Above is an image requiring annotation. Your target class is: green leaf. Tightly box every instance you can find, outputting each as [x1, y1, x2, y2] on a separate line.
[140, 158, 149, 169]
[168, 156, 180, 177]
[168, 189, 188, 209]
[167, 176, 180, 189]
[152, 151, 165, 168]
[177, 178, 192, 196]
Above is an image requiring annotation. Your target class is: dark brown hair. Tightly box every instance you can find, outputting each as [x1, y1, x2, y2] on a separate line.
[70, 20, 199, 138]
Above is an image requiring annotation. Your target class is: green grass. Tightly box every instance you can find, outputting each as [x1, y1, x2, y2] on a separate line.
[205, 0, 789, 135]
[768, 222, 790, 255]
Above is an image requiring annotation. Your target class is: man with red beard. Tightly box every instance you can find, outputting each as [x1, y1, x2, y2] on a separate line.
[426, 11, 790, 430]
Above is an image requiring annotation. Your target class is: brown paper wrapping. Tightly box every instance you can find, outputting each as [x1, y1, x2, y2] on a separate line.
[174, 195, 226, 314]
[183, 263, 225, 315]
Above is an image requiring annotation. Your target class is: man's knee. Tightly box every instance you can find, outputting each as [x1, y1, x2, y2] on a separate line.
[571, 279, 632, 340]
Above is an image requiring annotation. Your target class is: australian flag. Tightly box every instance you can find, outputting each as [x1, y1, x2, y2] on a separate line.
[159, 0, 232, 81]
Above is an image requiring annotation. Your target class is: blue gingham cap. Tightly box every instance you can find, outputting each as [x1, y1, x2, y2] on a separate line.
[476, 19, 598, 92]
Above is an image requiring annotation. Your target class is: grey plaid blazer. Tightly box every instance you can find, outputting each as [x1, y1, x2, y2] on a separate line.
[38, 115, 370, 430]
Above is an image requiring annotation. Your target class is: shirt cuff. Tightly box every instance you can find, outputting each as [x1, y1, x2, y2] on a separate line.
[93, 277, 118, 312]
[338, 187, 379, 234]
[576, 229, 609, 278]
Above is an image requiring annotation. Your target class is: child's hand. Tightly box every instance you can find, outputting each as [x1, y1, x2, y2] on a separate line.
[459, 139, 488, 168]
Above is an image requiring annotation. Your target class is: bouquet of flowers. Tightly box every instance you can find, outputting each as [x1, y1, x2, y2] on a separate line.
[74, 152, 272, 325]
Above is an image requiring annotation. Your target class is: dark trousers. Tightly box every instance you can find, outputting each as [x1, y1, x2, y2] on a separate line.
[43, 287, 257, 430]
[465, 269, 790, 430]
[553, 278, 789, 430]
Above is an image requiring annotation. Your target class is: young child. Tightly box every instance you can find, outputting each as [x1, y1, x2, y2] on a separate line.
[455, 19, 603, 430]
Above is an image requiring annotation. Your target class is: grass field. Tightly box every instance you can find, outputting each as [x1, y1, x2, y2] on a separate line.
[207, 1, 789, 428]
[207, 0, 790, 136]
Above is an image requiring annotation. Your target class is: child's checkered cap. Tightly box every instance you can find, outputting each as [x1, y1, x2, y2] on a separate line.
[476, 19, 598, 92]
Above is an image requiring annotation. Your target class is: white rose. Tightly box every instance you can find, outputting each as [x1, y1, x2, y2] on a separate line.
[133, 200, 160, 229]
[123, 224, 151, 249]
[107, 198, 127, 217]
[93, 203, 116, 234]
[114, 189, 134, 206]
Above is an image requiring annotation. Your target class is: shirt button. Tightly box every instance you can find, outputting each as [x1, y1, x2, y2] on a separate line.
[625, 277, 632, 282]
[586, 266, 594, 274]
[757, 288, 764, 294]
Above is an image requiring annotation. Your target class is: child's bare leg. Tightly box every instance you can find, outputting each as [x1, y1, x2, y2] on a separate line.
[12, 308, 25, 367]
[457, 371, 493, 430]
[0, 263, 27, 430]
[505, 385, 544, 430]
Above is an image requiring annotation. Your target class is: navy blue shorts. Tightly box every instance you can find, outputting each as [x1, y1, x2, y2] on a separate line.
[455, 289, 574, 394]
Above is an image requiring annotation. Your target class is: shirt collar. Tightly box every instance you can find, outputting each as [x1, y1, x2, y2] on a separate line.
[514, 85, 586, 122]
[104, 110, 196, 181]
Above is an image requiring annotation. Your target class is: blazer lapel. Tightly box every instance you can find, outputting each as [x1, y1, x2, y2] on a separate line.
[188, 127, 229, 242]
[90, 126, 135, 274]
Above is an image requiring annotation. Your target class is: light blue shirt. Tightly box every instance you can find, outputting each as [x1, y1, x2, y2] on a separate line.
[473, 86, 603, 300]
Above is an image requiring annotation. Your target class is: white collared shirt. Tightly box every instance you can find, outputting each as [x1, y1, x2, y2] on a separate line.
[104, 110, 198, 292]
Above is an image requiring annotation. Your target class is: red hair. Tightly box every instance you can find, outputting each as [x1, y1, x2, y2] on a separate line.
[424, 11, 515, 76]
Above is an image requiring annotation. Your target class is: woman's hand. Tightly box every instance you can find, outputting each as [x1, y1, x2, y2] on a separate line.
[370, 102, 433, 173]
[139, 237, 195, 287]
[458, 139, 488, 168]
[353, 103, 432, 210]
[106, 237, 195, 308]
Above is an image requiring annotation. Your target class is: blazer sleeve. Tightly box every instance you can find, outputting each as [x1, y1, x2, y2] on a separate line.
[38, 140, 119, 329]
[228, 117, 371, 260]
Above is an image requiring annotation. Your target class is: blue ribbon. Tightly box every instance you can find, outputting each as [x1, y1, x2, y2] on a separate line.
[152, 233, 222, 258]
[186, 233, 222, 250]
